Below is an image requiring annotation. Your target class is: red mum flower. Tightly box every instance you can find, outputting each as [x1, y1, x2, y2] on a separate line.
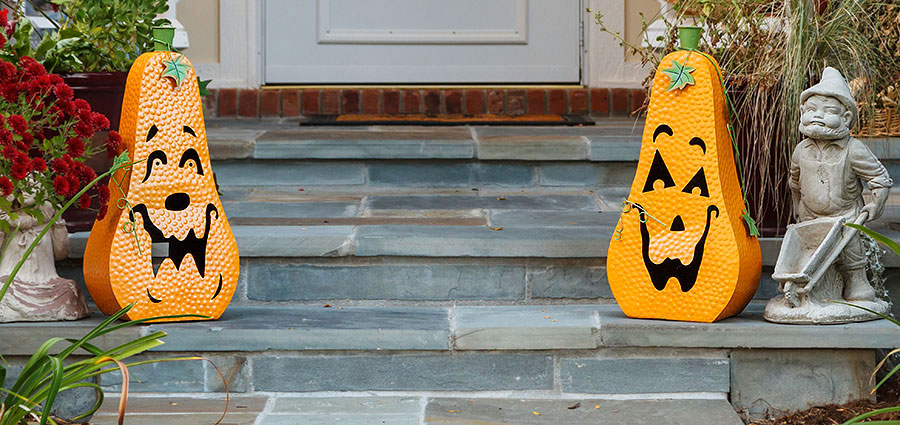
[0, 176, 11, 196]
[18, 56, 46, 77]
[78, 193, 91, 209]
[105, 131, 122, 158]
[73, 98, 90, 112]
[52, 175, 69, 197]
[66, 137, 85, 157]
[0, 128, 12, 146]
[10, 152, 31, 180]
[54, 82, 73, 100]
[97, 203, 108, 221]
[66, 174, 80, 196]
[20, 131, 32, 147]
[74, 121, 93, 138]
[0, 10, 8, 29]
[51, 157, 70, 174]
[2, 145, 16, 160]
[31, 157, 46, 172]
[91, 112, 109, 131]
[7, 114, 26, 134]
[74, 162, 96, 184]
[98, 184, 110, 205]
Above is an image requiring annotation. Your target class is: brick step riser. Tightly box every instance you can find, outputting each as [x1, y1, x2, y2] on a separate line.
[205, 87, 646, 118]
[57, 258, 789, 305]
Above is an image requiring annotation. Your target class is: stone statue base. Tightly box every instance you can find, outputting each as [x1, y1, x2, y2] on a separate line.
[764, 267, 889, 324]
[0, 276, 90, 322]
[764, 294, 888, 325]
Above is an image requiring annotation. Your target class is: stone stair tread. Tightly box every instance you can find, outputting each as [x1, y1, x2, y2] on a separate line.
[3, 304, 897, 355]
[92, 395, 741, 425]
[425, 398, 743, 425]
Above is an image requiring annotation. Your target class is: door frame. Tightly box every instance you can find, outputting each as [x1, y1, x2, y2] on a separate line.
[203, 0, 648, 88]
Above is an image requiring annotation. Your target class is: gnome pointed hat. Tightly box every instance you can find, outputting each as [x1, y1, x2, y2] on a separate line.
[800, 67, 858, 126]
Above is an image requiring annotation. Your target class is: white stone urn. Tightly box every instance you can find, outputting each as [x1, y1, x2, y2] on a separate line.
[0, 201, 89, 322]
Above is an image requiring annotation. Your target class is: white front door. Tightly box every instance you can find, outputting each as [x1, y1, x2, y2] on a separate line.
[264, 0, 581, 84]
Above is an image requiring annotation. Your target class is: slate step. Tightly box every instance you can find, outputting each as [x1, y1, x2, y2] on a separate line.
[89, 395, 744, 425]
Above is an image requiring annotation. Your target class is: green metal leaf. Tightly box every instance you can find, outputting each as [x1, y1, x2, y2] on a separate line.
[662, 59, 696, 92]
[197, 78, 212, 96]
[161, 54, 190, 88]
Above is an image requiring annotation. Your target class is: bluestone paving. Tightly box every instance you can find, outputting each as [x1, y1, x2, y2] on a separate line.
[144, 305, 450, 351]
[365, 194, 599, 211]
[100, 354, 206, 392]
[490, 210, 612, 228]
[528, 265, 613, 298]
[247, 262, 526, 301]
[252, 353, 554, 391]
[214, 160, 366, 186]
[560, 356, 730, 394]
[424, 398, 743, 425]
[730, 349, 874, 419]
[208, 139, 254, 159]
[0, 314, 141, 355]
[90, 413, 258, 425]
[474, 162, 538, 186]
[539, 162, 637, 186]
[454, 305, 597, 349]
[262, 397, 421, 424]
[368, 162, 474, 187]
[477, 135, 588, 160]
[256, 128, 474, 159]
[354, 225, 610, 257]
[230, 225, 355, 257]
[588, 137, 642, 161]
[598, 304, 900, 348]
[223, 201, 360, 218]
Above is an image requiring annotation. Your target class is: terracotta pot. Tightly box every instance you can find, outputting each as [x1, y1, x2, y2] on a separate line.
[60, 72, 127, 232]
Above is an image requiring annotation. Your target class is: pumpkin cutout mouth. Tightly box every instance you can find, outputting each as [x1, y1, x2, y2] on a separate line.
[638, 204, 719, 292]
[130, 202, 218, 279]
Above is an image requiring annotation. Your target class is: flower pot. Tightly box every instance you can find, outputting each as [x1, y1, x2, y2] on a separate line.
[0, 202, 90, 322]
[61, 72, 127, 232]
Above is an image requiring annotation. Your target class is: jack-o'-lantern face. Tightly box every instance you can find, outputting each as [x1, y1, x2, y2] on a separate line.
[84, 52, 239, 322]
[606, 50, 760, 323]
[636, 124, 719, 293]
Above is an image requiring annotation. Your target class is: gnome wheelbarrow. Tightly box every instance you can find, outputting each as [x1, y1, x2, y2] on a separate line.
[772, 212, 868, 308]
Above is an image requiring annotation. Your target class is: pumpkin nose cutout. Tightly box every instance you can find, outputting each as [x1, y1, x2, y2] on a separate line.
[670, 215, 685, 232]
[165, 193, 191, 211]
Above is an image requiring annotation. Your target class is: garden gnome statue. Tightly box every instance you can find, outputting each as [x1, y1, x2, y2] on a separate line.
[0, 198, 90, 322]
[764, 67, 892, 324]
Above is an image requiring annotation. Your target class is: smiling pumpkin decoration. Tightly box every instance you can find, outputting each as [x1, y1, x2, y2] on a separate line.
[83, 48, 238, 322]
[607, 44, 761, 322]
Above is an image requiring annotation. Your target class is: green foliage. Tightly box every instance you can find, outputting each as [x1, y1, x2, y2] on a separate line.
[1, 0, 170, 72]
[591, 0, 900, 233]
[838, 224, 900, 425]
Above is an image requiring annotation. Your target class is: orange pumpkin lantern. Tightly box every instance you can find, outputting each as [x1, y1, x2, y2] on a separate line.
[606, 48, 761, 322]
[83, 50, 238, 322]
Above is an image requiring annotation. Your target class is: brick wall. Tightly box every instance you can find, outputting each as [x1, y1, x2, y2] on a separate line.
[202, 87, 648, 119]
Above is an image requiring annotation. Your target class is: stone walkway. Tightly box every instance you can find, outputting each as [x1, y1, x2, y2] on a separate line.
[90, 394, 743, 425]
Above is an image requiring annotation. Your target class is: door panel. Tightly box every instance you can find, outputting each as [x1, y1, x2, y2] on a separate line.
[264, 0, 580, 84]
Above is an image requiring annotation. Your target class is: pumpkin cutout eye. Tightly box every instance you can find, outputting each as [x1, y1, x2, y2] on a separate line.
[682, 168, 709, 197]
[142, 149, 167, 182]
[179, 148, 204, 175]
[642, 151, 676, 192]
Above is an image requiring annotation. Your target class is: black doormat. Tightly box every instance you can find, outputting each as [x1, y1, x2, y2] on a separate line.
[300, 113, 595, 126]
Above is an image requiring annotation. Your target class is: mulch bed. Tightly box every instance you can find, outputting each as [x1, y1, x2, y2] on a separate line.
[750, 377, 900, 424]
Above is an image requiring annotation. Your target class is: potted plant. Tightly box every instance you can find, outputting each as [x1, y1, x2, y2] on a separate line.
[0, 52, 120, 321]
[0, 0, 169, 131]
[593, 0, 900, 235]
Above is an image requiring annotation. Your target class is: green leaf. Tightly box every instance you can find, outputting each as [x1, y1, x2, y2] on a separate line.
[845, 223, 900, 258]
[39, 357, 63, 425]
[161, 54, 190, 88]
[662, 59, 696, 92]
[113, 150, 132, 169]
[197, 78, 212, 96]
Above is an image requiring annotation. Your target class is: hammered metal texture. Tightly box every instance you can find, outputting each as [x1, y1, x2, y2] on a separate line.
[83, 52, 239, 322]
[606, 51, 762, 323]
